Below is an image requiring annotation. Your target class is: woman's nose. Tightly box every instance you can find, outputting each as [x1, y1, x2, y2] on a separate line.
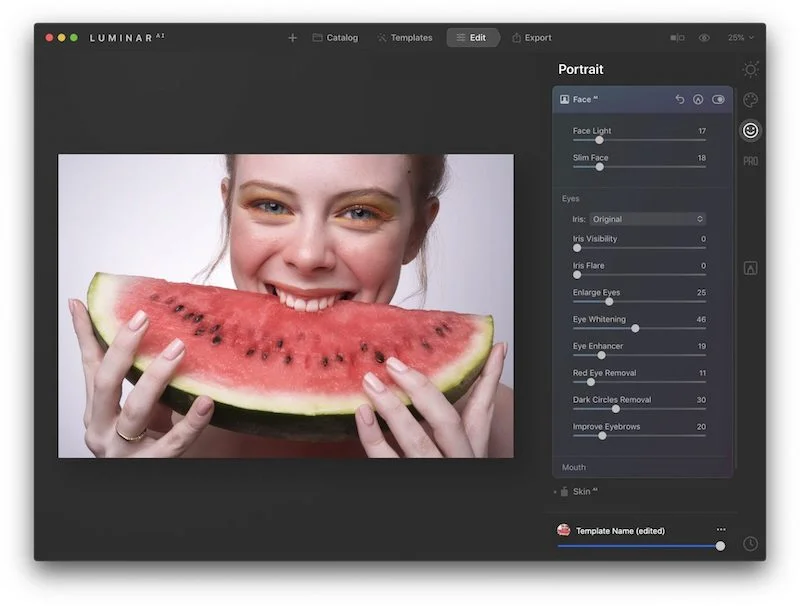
[282, 219, 336, 274]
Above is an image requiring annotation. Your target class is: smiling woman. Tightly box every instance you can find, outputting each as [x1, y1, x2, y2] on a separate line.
[217, 155, 443, 310]
[58, 153, 514, 458]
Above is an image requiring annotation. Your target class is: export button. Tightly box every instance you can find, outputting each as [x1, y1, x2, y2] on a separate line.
[446, 28, 501, 47]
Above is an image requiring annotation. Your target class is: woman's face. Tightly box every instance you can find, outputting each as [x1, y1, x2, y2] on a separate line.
[226, 154, 432, 311]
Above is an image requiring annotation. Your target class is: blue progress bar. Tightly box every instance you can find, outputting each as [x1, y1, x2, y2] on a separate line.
[558, 544, 717, 549]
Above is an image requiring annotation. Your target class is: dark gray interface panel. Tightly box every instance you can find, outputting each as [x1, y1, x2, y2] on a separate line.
[552, 86, 734, 478]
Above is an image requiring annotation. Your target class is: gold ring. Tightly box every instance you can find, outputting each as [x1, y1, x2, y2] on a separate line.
[115, 425, 147, 442]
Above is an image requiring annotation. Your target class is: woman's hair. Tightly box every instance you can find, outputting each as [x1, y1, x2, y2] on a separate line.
[196, 154, 448, 305]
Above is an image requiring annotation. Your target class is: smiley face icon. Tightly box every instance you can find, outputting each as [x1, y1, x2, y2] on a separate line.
[740, 119, 763, 142]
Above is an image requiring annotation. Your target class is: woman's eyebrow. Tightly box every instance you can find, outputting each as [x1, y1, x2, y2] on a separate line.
[238, 181, 401, 205]
[238, 180, 297, 196]
[336, 188, 401, 205]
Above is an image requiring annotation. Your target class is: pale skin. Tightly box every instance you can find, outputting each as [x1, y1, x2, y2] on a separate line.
[71, 154, 514, 458]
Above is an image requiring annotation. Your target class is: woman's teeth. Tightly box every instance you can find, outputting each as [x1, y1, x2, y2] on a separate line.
[268, 285, 349, 312]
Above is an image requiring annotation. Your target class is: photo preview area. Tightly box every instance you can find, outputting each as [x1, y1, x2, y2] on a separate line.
[57, 154, 514, 458]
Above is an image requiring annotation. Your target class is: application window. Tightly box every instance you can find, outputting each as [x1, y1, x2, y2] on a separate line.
[38, 23, 765, 561]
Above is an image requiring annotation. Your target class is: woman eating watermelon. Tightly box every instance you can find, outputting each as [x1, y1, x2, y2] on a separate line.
[68, 154, 514, 458]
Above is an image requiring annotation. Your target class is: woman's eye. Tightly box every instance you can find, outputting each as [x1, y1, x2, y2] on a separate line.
[341, 206, 378, 221]
[253, 201, 289, 214]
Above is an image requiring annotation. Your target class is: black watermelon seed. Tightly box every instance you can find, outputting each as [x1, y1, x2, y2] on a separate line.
[375, 351, 385, 364]
[284, 355, 292, 364]
[212, 335, 222, 345]
[421, 339, 431, 350]
[194, 328, 205, 336]
[277, 339, 284, 348]
[174, 305, 184, 312]
[193, 314, 204, 323]
[360, 342, 368, 352]
[246, 348, 255, 357]
[321, 356, 329, 367]
[336, 353, 345, 362]
[149, 294, 159, 301]
[210, 324, 221, 333]
[184, 312, 194, 320]
[261, 352, 269, 360]
[435, 326, 444, 336]
[442, 322, 451, 332]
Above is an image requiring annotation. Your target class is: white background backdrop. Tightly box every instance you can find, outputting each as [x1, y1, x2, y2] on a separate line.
[58, 154, 514, 457]
[4, 0, 799, 603]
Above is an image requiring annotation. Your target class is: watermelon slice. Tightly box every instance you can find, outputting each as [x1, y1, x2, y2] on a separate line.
[86, 273, 494, 440]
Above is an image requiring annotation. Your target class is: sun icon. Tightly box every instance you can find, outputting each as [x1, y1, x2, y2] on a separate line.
[742, 60, 760, 79]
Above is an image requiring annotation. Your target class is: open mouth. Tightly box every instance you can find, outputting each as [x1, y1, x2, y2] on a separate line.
[264, 283, 355, 312]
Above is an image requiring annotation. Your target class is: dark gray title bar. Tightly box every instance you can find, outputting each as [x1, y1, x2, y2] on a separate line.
[34, 24, 765, 53]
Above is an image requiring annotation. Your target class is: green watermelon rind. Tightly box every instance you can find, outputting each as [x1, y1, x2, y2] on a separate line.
[87, 272, 495, 441]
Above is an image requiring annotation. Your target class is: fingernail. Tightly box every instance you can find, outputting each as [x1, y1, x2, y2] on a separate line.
[68, 299, 76, 316]
[128, 310, 147, 331]
[196, 397, 212, 416]
[503, 342, 508, 359]
[358, 404, 375, 426]
[163, 338, 185, 360]
[363, 372, 385, 393]
[386, 357, 408, 373]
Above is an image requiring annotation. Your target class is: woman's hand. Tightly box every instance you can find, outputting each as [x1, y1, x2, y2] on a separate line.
[69, 299, 214, 458]
[355, 342, 507, 458]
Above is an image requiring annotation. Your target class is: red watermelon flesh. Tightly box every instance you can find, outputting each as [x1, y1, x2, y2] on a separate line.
[87, 273, 494, 438]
